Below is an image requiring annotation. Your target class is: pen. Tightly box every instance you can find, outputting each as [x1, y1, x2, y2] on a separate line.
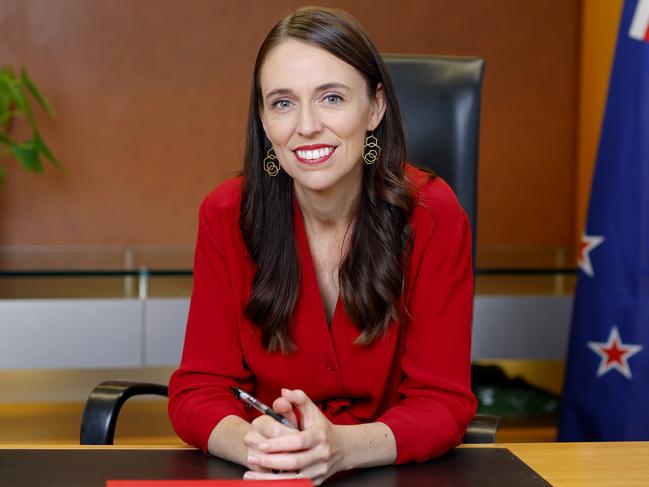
[230, 386, 296, 429]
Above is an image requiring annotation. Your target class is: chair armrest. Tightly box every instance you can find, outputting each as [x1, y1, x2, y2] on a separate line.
[80, 380, 168, 445]
[462, 414, 501, 443]
[79, 381, 498, 445]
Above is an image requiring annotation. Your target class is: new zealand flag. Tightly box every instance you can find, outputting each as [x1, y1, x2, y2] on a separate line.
[559, 0, 649, 440]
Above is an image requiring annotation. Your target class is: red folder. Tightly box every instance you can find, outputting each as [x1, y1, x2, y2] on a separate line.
[107, 481, 314, 486]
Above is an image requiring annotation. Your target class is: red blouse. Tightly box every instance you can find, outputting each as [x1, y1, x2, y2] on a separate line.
[168, 165, 476, 464]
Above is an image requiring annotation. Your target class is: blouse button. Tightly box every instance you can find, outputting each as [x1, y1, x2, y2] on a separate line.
[326, 362, 335, 372]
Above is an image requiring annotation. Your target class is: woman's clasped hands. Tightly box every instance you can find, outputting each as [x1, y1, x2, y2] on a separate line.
[243, 389, 346, 485]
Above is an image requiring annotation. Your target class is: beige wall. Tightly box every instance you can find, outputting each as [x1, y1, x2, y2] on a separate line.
[0, 0, 581, 267]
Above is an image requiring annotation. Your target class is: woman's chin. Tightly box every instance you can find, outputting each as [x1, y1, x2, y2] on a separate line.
[291, 174, 339, 194]
[289, 165, 362, 196]
[293, 178, 334, 193]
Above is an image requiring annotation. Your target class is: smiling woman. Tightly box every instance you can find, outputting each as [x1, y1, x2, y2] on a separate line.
[168, 6, 476, 485]
[259, 39, 385, 198]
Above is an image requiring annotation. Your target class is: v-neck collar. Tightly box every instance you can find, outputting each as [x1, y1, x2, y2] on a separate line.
[292, 194, 342, 330]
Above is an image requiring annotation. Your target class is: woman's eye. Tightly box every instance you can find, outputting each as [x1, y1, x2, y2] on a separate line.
[323, 94, 343, 104]
[272, 99, 293, 111]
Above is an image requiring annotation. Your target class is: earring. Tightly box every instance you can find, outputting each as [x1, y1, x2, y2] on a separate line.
[263, 148, 280, 176]
[362, 133, 381, 165]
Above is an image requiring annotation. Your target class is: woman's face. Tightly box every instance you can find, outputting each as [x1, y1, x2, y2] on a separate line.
[259, 39, 386, 196]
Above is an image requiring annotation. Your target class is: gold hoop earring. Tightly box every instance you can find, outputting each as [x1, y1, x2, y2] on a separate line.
[263, 148, 280, 176]
[362, 133, 381, 165]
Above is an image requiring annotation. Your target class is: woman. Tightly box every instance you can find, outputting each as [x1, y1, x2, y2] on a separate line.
[169, 6, 476, 484]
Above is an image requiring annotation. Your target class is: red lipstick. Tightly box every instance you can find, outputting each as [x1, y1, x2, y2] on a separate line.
[294, 144, 333, 151]
[293, 144, 336, 165]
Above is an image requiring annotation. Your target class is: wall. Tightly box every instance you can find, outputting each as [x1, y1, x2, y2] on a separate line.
[0, 0, 581, 267]
[575, 0, 623, 243]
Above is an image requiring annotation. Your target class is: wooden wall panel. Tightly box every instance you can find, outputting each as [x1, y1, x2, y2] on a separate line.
[576, 0, 623, 246]
[0, 0, 581, 267]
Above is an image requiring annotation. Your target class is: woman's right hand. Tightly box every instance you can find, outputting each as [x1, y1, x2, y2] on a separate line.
[242, 389, 348, 485]
[243, 414, 298, 472]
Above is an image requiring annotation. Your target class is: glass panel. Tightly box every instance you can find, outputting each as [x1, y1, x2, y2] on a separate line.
[475, 272, 577, 296]
[476, 244, 576, 270]
[148, 275, 193, 298]
[0, 245, 194, 271]
[0, 244, 578, 299]
[0, 275, 137, 299]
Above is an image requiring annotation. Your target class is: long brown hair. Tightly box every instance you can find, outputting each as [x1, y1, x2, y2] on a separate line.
[240, 7, 414, 353]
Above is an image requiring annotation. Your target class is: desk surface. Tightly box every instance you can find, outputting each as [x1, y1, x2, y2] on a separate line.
[502, 442, 649, 486]
[0, 445, 546, 487]
[1, 442, 647, 486]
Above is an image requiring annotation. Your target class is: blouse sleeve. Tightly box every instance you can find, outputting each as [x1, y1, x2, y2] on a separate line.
[377, 186, 477, 464]
[168, 198, 252, 452]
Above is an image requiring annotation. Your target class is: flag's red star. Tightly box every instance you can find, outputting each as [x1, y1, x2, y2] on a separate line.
[587, 326, 643, 379]
[578, 234, 605, 277]
[603, 341, 625, 365]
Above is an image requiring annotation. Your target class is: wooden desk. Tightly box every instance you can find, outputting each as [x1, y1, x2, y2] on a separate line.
[1, 442, 648, 486]
[0, 445, 546, 486]
[502, 442, 649, 486]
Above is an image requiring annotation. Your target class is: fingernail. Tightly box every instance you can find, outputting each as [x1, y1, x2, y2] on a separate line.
[243, 472, 253, 479]
[247, 455, 259, 465]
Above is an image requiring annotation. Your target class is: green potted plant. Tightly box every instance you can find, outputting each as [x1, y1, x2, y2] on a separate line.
[0, 67, 60, 182]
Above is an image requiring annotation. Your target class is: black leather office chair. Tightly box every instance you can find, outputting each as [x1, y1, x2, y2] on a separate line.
[80, 54, 498, 445]
[385, 54, 482, 261]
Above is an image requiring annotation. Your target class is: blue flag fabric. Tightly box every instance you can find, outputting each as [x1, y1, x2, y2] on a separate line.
[559, 0, 649, 441]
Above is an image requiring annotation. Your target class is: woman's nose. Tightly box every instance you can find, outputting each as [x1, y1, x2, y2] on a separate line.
[296, 105, 322, 136]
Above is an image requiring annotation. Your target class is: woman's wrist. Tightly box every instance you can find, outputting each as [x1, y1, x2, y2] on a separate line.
[207, 415, 253, 466]
[335, 422, 397, 471]
[332, 424, 352, 472]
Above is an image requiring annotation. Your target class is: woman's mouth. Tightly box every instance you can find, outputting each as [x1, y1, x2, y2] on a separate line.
[293, 145, 336, 165]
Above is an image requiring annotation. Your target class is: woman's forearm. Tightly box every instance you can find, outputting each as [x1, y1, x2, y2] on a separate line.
[337, 421, 397, 470]
[207, 415, 253, 466]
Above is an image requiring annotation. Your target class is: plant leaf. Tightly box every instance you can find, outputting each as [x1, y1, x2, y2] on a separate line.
[0, 83, 11, 131]
[7, 79, 27, 111]
[21, 69, 55, 116]
[7, 79, 35, 126]
[0, 66, 16, 78]
[34, 132, 61, 169]
[11, 140, 43, 173]
[0, 165, 6, 184]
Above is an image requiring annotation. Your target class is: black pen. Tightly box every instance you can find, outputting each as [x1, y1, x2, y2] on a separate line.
[230, 386, 296, 429]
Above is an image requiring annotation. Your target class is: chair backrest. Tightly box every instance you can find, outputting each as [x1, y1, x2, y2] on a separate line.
[384, 55, 485, 259]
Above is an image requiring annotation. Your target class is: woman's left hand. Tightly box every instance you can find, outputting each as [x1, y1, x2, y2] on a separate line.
[243, 389, 347, 485]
